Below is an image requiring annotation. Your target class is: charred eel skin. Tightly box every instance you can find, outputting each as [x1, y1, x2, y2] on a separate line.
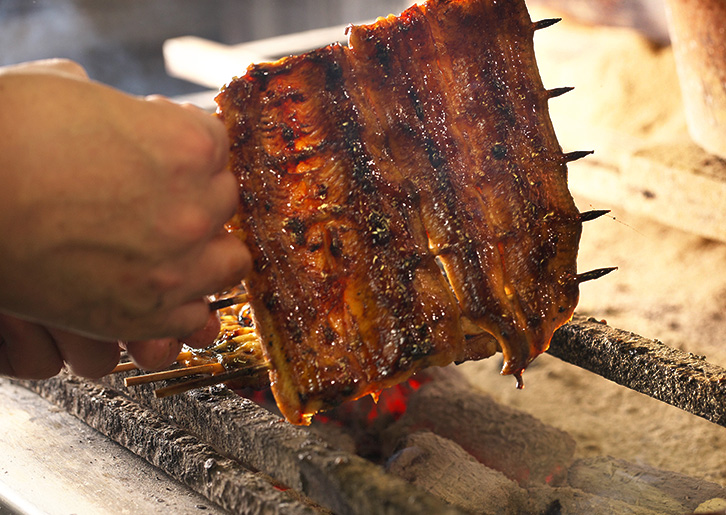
[217, 0, 594, 424]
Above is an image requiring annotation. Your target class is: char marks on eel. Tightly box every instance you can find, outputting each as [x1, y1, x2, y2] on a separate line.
[216, 0, 583, 424]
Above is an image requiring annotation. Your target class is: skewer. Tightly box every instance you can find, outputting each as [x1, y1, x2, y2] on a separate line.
[532, 17, 561, 31]
[208, 293, 249, 311]
[230, 333, 259, 344]
[154, 364, 270, 398]
[579, 209, 611, 222]
[575, 267, 618, 284]
[111, 361, 138, 373]
[124, 363, 225, 387]
[546, 86, 574, 99]
[549, 315, 726, 428]
[563, 149, 594, 163]
[111, 350, 215, 375]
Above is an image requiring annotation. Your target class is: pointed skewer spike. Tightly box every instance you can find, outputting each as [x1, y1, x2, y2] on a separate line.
[563, 150, 594, 163]
[579, 209, 611, 222]
[533, 18, 561, 31]
[575, 267, 618, 284]
[546, 86, 574, 99]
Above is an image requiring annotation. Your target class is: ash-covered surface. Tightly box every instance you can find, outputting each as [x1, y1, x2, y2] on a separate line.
[549, 315, 726, 427]
[18, 353, 726, 515]
[566, 456, 726, 513]
[381, 370, 576, 486]
[95, 372, 464, 515]
[22, 375, 326, 515]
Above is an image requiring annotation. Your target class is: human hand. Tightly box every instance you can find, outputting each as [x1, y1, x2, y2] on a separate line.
[0, 60, 250, 365]
[0, 311, 221, 380]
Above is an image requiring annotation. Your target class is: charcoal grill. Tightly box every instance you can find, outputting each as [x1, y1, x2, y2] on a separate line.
[2, 2, 726, 514]
[7, 314, 726, 514]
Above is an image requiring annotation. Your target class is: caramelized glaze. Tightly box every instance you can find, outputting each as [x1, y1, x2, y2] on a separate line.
[217, 0, 582, 424]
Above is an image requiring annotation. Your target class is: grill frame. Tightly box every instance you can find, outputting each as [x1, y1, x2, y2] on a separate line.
[548, 315, 726, 428]
[16, 314, 726, 514]
[20, 372, 464, 515]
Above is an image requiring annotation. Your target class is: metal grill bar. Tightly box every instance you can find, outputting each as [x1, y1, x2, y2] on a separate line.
[22, 373, 463, 515]
[21, 376, 322, 515]
[548, 315, 726, 427]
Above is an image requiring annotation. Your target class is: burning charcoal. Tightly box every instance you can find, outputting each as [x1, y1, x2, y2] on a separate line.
[306, 377, 431, 463]
[567, 456, 726, 514]
[386, 430, 530, 515]
[39, 372, 466, 515]
[382, 369, 575, 486]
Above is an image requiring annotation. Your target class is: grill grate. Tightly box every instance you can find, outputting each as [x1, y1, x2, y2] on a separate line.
[21, 373, 463, 515]
[17, 315, 726, 514]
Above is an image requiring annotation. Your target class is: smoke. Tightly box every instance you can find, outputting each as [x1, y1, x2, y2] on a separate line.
[0, 0, 418, 96]
[0, 0, 198, 96]
[0, 1, 99, 64]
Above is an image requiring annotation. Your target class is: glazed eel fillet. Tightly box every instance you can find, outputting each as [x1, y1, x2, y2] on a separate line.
[216, 0, 599, 424]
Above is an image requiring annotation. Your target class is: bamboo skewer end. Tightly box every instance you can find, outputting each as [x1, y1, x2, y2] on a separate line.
[111, 361, 139, 374]
[124, 363, 226, 387]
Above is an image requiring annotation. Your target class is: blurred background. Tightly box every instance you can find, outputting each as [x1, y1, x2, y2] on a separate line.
[0, 0, 411, 96]
[3, 0, 726, 509]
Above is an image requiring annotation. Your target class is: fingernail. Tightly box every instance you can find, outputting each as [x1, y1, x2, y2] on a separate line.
[127, 338, 182, 371]
[161, 339, 183, 368]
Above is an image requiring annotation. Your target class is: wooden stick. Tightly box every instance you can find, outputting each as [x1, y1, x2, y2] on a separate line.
[111, 361, 138, 373]
[548, 315, 726, 428]
[208, 293, 249, 311]
[217, 325, 256, 334]
[230, 333, 259, 344]
[154, 365, 269, 398]
[124, 363, 225, 387]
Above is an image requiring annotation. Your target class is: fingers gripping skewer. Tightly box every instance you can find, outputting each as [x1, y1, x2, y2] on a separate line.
[109, 254, 617, 401]
[114, 289, 270, 397]
[109, 293, 251, 376]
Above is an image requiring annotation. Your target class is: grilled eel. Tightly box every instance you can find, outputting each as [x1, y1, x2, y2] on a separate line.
[216, 0, 591, 424]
